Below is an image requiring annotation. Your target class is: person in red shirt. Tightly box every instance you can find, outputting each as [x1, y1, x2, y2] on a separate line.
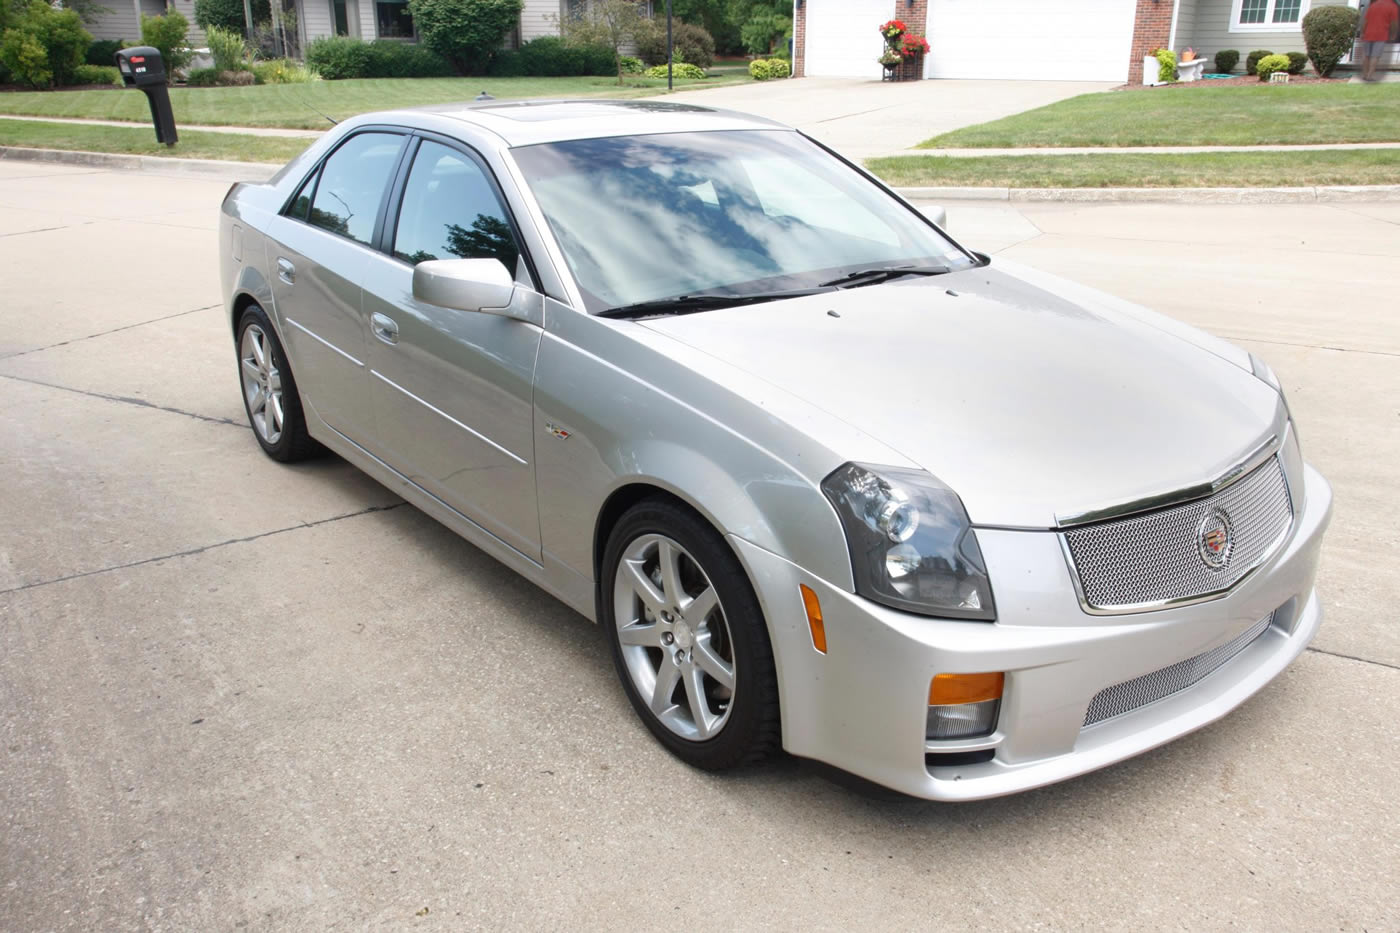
[1360, 0, 1399, 82]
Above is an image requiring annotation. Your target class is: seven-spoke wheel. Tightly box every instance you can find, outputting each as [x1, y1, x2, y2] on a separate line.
[235, 304, 321, 462]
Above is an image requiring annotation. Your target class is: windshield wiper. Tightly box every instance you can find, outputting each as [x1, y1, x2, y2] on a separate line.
[819, 264, 950, 288]
[597, 287, 832, 320]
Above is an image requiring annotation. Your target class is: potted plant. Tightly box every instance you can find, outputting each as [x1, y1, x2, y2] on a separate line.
[879, 47, 903, 79]
[878, 19, 908, 79]
[900, 33, 929, 79]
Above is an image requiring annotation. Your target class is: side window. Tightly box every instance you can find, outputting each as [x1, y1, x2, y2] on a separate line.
[308, 132, 404, 246]
[392, 139, 522, 277]
[287, 169, 316, 220]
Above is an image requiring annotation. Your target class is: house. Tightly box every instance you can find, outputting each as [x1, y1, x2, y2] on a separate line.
[793, 0, 1365, 83]
[87, 0, 650, 52]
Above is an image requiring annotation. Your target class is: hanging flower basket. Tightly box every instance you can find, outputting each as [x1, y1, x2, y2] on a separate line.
[900, 34, 930, 58]
[879, 19, 908, 42]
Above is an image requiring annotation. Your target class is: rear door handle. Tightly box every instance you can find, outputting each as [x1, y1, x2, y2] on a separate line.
[371, 312, 399, 345]
[276, 257, 295, 284]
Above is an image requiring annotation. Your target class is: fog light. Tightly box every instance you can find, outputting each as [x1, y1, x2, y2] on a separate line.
[927, 672, 1003, 740]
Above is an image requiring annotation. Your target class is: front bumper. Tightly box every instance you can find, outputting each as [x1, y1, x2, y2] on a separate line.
[732, 462, 1332, 801]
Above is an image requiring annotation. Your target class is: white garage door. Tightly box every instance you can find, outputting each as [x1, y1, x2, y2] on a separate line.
[803, 0, 895, 78]
[924, 0, 1135, 82]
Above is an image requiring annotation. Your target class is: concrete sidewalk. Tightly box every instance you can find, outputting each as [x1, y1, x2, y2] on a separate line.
[0, 113, 323, 138]
[878, 141, 1400, 158]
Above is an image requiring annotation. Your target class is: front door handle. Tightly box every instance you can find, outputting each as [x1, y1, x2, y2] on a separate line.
[276, 257, 295, 284]
[371, 312, 399, 345]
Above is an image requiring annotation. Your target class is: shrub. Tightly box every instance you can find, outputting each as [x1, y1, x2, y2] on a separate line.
[85, 37, 124, 66]
[0, 0, 91, 88]
[644, 61, 704, 79]
[252, 57, 318, 83]
[140, 9, 192, 74]
[0, 29, 51, 87]
[1213, 49, 1239, 74]
[222, 68, 255, 85]
[304, 34, 371, 78]
[1245, 49, 1273, 76]
[192, 0, 271, 33]
[748, 58, 788, 80]
[407, 0, 521, 73]
[1154, 47, 1176, 83]
[619, 54, 642, 74]
[1286, 50, 1308, 74]
[634, 19, 715, 69]
[205, 24, 248, 72]
[185, 64, 220, 85]
[72, 62, 118, 84]
[1255, 52, 1290, 80]
[1302, 4, 1358, 77]
[488, 35, 612, 76]
[363, 40, 453, 77]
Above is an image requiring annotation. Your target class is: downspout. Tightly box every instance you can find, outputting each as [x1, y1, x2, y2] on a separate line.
[1167, 0, 1182, 52]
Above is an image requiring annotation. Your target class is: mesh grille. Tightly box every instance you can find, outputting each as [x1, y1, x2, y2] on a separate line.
[1064, 458, 1292, 611]
[1084, 612, 1275, 726]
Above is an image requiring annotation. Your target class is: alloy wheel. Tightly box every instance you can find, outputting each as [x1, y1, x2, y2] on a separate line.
[240, 323, 284, 445]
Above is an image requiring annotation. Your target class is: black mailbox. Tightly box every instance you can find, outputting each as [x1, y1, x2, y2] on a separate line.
[114, 46, 178, 147]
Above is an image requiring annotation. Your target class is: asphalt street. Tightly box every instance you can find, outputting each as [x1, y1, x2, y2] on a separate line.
[0, 160, 1396, 930]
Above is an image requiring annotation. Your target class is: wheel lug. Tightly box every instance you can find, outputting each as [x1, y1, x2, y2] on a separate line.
[662, 632, 674, 645]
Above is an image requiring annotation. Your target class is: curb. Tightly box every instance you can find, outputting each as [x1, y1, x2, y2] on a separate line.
[0, 146, 277, 181]
[4, 147, 1399, 203]
[894, 184, 1400, 203]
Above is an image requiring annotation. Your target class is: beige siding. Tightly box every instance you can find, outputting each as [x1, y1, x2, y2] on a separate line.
[359, 0, 377, 39]
[302, 0, 336, 41]
[1181, 0, 1349, 67]
[88, 0, 164, 43]
[521, 0, 562, 41]
[1175, 0, 1198, 50]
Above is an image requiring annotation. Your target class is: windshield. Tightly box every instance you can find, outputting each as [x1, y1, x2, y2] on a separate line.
[510, 130, 977, 314]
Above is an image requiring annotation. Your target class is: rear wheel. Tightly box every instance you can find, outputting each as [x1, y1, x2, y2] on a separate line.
[602, 499, 780, 770]
[236, 304, 322, 462]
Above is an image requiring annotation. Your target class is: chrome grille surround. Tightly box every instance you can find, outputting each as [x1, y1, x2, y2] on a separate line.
[1063, 457, 1293, 614]
[1083, 612, 1275, 727]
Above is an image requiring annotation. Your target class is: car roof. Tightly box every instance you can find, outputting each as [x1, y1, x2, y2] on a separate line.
[397, 99, 792, 147]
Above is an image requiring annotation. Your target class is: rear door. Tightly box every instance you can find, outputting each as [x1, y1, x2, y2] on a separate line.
[360, 136, 545, 561]
[264, 130, 407, 444]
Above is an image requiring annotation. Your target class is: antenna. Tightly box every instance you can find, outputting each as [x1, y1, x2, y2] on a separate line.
[291, 90, 339, 126]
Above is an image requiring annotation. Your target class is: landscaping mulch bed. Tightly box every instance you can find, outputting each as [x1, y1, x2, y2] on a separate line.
[1112, 74, 1347, 91]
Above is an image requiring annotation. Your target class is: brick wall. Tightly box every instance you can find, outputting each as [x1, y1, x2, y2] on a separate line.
[1128, 0, 1173, 84]
[793, 0, 806, 76]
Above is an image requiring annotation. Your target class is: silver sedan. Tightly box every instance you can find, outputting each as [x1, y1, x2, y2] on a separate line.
[219, 100, 1332, 801]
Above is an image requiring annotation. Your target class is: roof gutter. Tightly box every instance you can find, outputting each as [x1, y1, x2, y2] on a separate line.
[1168, 0, 1183, 52]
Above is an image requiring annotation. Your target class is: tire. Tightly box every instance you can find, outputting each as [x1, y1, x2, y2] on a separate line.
[235, 304, 322, 462]
[601, 499, 781, 770]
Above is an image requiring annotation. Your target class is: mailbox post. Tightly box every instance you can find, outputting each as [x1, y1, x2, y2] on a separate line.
[114, 46, 178, 147]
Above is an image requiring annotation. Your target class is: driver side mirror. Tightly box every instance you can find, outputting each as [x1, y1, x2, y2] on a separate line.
[920, 204, 948, 229]
[412, 258, 516, 314]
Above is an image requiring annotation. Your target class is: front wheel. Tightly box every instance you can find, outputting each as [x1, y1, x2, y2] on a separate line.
[601, 499, 780, 771]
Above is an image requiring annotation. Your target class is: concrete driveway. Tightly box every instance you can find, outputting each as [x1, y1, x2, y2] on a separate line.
[666, 77, 1114, 159]
[0, 160, 1396, 931]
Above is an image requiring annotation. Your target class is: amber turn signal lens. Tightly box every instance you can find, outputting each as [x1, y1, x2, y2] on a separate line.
[799, 584, 826, 654]
[929, 671, 1004, 706]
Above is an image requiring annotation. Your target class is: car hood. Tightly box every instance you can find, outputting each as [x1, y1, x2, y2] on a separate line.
[639, 263, 1283, 529]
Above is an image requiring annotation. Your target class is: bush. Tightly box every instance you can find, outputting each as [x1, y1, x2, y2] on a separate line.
[0, 30, 50, 87]
[0, 0, 91, 88]
[72, 62, 118, 84]
[140, 9, 192, 74]
[748, 58, 788, 80]
[1245, 49, 1273, 76]
[407, 0, 521, 73]
[488, 35, 612, 76]
[185, 64, 221, 85]
[1286, 50, 1308, 74]
[1302, 4, 1359, 77]
[1255, 52, 1290, 80]
[304, 35, 371, 78]
[1213, 49, 1239, 74]
[645, 61, 704, 79]
[619, 54, 642, 75]
[85, 37, 124, 66]
[1154, 47, 1176, 83]
[635, 20, 715, 69]
[192, 0, 271, 33]
[363, 40, 453, 77]
[205, 24, 248, 72]
[252, 57, 318, 83]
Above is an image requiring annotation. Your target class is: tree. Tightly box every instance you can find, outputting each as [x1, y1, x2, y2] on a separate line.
[407, 0, 522, 74]
[563, 0, 646, 85]
[728, 0, 788, 55]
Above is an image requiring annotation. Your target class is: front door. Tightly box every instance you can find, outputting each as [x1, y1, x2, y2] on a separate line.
[265, 130, 407, 444]
[361, 137, 544, 560]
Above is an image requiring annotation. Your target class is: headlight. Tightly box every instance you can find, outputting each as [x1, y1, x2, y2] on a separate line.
[821, 463, 996, 620]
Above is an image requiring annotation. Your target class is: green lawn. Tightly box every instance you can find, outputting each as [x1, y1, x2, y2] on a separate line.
[867, 149, 1400, 188]
[0, 74, 750, 130]
[921, 83, 1400, 149]
[0, 118, 311, 162]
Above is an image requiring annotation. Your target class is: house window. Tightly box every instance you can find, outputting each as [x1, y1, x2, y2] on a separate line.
[1230, 0, 1311, 30]
[332, 0, 350, 35]
[376, 0, 414, 38]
